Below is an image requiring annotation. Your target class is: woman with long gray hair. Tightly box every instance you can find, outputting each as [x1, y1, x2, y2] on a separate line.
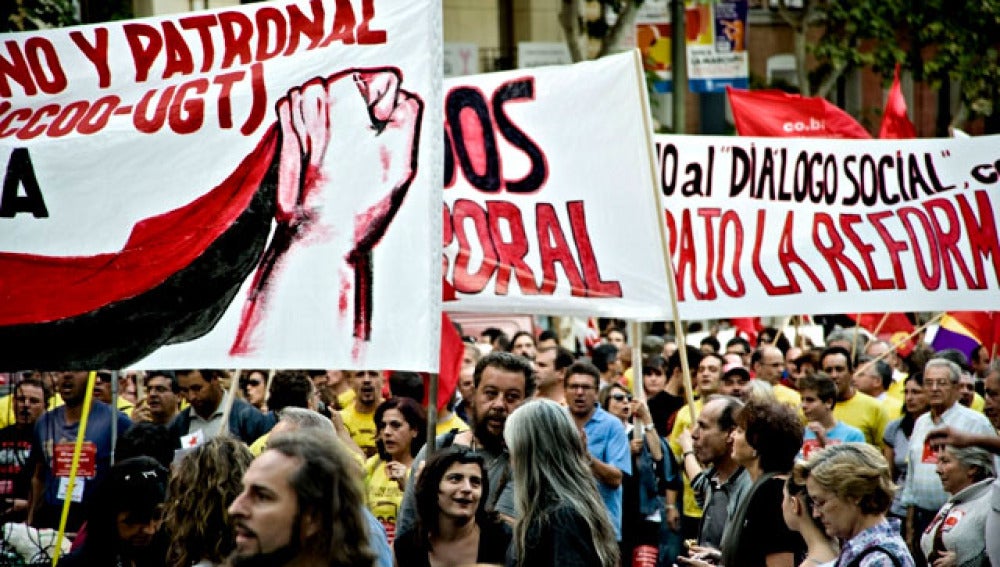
[503, 398, 619, 567]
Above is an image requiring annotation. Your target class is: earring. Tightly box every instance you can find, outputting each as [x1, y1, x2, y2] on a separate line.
[751, 449, 758, 458]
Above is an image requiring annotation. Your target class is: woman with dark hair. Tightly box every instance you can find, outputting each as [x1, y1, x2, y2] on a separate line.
[720, 400, 805, 567]
[783, 471, 839, 567]
[239, 369, 268, 411]
[367, 396, 427, 543]
[59, 456, 169, 567]
[163, 437, 254, 567]
[392, 446, 511, 566]
[504, 398, 619, 567]
[882, 372, 929, 524]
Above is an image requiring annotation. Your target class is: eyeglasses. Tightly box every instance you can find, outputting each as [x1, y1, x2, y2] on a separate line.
[611, 393, 633, 402]
[925, 379, 953, 389]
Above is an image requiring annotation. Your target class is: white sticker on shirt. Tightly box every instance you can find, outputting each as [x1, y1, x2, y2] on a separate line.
[57, 477, 85, 503]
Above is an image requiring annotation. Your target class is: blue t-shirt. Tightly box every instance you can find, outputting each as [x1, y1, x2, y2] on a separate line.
[800, 420, 865, 460]
[583, 406, 631, 541]
[31, 402, 132, 528]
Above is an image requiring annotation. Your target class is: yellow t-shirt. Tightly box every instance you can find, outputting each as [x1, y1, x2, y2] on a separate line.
[774, 383, 802, 409]
[435, 412, 469, 436]
[833, 391, 888, 447]
[881, 396, 903, 422]
[972, 393, 986, 413]
[365, 456, 410, 544]
[336, 388, 356, 410]
[250, 430, 365, 468]
[886, 377, 905, 403]
[622, 368, 635, 392]
[342, 403, 378, 458]
[116, 396, 134, 414]
[669, 400, 704, 519]
[249, 432, 270, 456]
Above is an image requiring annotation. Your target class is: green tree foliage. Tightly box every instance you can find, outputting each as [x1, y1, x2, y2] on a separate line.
[2, 0, 77, 32]
[2, 0, 133, 32]
[803, 0, 1000, 125]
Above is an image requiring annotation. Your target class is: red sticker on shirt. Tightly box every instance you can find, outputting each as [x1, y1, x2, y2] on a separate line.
[802, 439, 822, 459]
[921, 439, 938, 464]
[53, 442, 97, 478]
[942, 510, 965, 531]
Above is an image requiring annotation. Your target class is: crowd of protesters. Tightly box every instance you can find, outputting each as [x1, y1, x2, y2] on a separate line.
[0, 318, 998, 567]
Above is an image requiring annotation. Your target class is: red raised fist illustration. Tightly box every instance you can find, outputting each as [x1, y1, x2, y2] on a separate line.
[231, 67, 425, 353]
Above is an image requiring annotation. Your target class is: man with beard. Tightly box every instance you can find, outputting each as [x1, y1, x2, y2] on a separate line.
[131, 371, 181, 426]
[341, 370, 385, 458]
[27, 371, 133, 531]
[168, 370, 273, 449]
[395, 351, 534, 536]
[0, 378, 48, 524]
[228, 430, 378, 567]
[565, 360, 631, 542]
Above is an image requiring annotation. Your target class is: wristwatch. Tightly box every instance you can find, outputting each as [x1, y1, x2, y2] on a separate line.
[644, 423, 656, 433]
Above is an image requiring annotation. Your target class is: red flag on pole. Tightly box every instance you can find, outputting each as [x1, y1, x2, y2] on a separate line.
[433, 312, 464, 411]
[848, 313, 914, 337]
[878, 64, 917, 139]
[730, 317, 762, 345]
[726, 87, 871, 139]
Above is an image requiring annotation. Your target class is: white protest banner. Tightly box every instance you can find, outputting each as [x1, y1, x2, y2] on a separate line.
[654, 134, 1000, 319]
[0, 0, 443, 371]
[442, 50, 672, 320]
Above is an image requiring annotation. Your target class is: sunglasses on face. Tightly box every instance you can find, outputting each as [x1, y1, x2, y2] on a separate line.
[247, 379, 263, 387]
[611, 393, 633, 402]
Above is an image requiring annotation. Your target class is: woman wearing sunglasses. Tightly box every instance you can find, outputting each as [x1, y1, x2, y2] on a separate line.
[600, 383, 677, 565]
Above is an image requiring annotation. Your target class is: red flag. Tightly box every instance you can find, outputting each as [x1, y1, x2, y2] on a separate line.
[878, 64, 917, 139]
[730, 317, 762, 345]
[433, 312, 464, 411]
[726, 87, 871, 139]
[442, 277, 457, 302]
[848, 313, 914, 337]
[848, 312, 915, 357]
[584, 317, 602, 352]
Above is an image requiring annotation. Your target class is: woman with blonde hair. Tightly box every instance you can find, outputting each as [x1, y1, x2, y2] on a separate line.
[503, 398, 619, 567]
[797, 443, 915, 567]
[163, 437, 254, 567]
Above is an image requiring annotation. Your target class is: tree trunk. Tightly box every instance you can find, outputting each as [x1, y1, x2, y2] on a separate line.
[559, 0, 585, 62]
[598, 1, 638, 58]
